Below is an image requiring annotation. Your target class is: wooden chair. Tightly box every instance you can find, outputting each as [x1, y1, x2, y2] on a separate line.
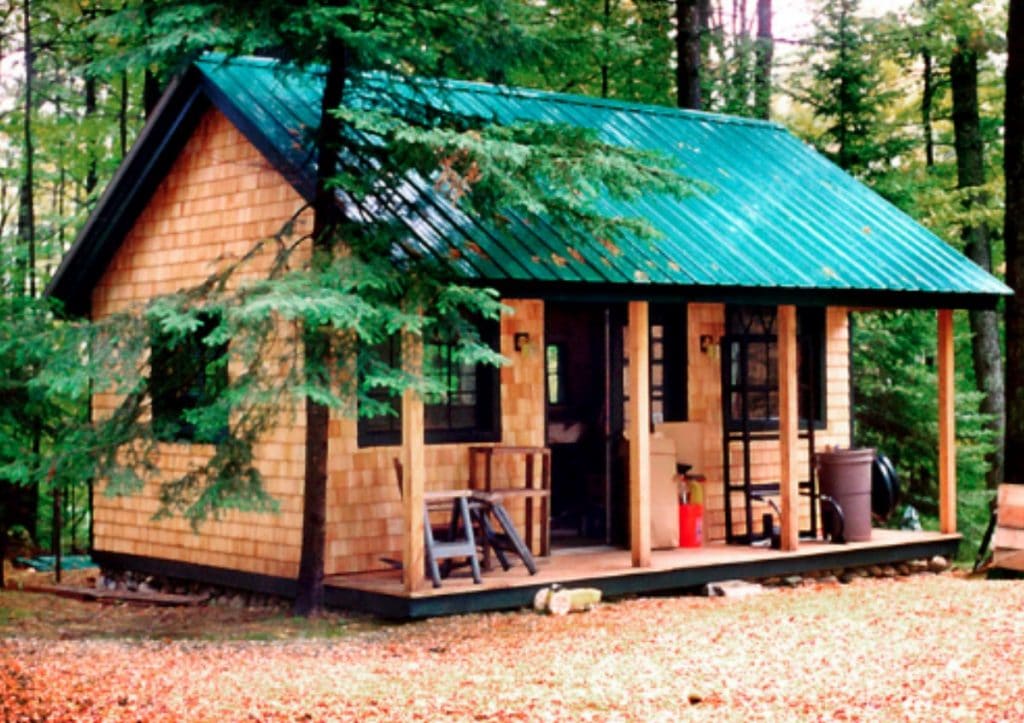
[392, 459, 482, 588]
[470, 491, 538, 575]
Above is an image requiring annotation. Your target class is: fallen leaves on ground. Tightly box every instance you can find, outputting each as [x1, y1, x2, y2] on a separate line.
[3, 574, 1024, 721]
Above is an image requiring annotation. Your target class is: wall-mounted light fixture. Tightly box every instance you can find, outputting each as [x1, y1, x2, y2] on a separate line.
[514, 332, 531, 352]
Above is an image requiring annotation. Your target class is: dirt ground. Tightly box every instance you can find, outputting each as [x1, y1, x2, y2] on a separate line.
[0, 562, 374, 641]
[3, 564, 1024, 721]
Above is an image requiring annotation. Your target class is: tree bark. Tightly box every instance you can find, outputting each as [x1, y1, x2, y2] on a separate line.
[119, 71, 129, 158]
[922, 47, 935, 167]
[84, 76, 98, 196]
[13, 0, 39, 544]
[753, 0, 772, 119]
[1004, 0, 1024, 483]
[601, 0, 610, 98]
[951, 40, 1005, 489]
[293, 42, 349, 617]
[675, 0, 702, 109]
[18, 0, 35, 298]
[143, 70, 162, 117]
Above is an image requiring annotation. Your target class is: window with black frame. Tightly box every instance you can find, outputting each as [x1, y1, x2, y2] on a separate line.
[357, 320, 501, 447]
[650, 303, 688, 423]
[724, 305, 825, 431]
[150, 313, 228, 444]
[622, 302, 688, 426]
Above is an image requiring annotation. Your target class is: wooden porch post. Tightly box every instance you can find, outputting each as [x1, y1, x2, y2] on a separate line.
[938, 309, 957, 534]
[402, 331, 426, 592]
[627, 301, 651, 567]
[778, 305, 800, 551]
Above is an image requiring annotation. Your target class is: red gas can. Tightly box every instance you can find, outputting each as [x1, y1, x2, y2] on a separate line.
[679, 503, 703, 547]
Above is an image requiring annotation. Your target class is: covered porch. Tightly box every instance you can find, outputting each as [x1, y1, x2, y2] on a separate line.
[380, 303, 961, 618]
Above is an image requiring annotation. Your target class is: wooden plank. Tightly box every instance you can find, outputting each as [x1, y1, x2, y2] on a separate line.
[777, 305, 799, 552]
[997, 484, 1024, 528]
[998, 507, 1024, 530]
[627, 301, 651, 568]
[994, 526, 1024, 551]
[402, 331, 426, 593]
[937, 309, 957, 534]
[19, 584, 210, 607]
[993, 547, 1024, 572]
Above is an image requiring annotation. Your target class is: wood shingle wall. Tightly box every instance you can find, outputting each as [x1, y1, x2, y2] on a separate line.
[92, 109, 313, 577]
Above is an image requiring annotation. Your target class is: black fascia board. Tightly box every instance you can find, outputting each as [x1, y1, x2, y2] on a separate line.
[45, 69, 212, 317]
[472, 278, 1006, 312]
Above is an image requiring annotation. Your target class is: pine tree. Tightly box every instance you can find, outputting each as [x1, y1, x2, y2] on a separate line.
[790, 0, 900, 176]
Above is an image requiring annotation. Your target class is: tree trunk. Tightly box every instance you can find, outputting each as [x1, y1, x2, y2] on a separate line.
[293, 43, 349, 617]
[119, 71, 129, 158]
[753, 0, 772, 119]
[675, 0, 702, 109]
[836, 2, 850, 169]
[1004, 0, 1024, 483]
[922, 47, 935, 167]
[951, 40, 1005, 489]
[601, 0, 610, 98]
[144, 70, 162, 117]
[18, 0, 35, 298]
[14, 0, 39, 543]
[84, 76, 98, 196]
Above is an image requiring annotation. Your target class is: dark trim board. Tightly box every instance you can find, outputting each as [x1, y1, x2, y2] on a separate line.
[487, 279, 1003, 312]
[91, 550, 298, 599]
[91, 534, 958, 620]
[330, 535, 961, 619]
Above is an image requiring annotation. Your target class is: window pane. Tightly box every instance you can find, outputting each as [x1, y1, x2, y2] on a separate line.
[359, 319, 500, 446]
[546, 344, 562, 405]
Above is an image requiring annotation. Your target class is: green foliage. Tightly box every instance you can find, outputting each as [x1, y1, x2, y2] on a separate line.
[852, 309, 995, 511]
[789, 0, 910, 176]
[502, 0, 674, 105]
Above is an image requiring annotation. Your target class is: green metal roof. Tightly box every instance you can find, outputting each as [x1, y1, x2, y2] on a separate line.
[48, 55, 1010, 312]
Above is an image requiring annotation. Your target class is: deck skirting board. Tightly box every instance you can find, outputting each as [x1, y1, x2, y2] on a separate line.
[332, 535, 961, 619]
[90, 550, 297, 598]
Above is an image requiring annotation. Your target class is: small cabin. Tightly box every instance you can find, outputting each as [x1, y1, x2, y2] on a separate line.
[48, 56, 1009, 617]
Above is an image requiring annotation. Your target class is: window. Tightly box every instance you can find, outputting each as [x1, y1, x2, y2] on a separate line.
[357, 320, 501, 447]
[357, 335, 402, 445]
[150, 314, 228, 444]
[623, 303, 688, 426]
[423, 326, 500, 442]
[546, 343, 565, 406]
[650, 303, 688, 423]
[723, 305, 825, 431]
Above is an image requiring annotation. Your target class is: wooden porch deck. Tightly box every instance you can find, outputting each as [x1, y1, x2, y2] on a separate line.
[324, 529, 960, 618]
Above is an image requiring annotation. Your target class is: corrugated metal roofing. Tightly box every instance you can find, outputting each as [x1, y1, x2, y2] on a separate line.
[48, 54, 1010, 312]
[193, 55, 1010, 303]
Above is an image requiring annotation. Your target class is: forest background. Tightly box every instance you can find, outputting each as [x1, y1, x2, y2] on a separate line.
[0, 0, 1021, 606]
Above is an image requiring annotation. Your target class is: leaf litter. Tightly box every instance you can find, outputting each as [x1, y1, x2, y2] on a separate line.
[2, 574, 1024, 721]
